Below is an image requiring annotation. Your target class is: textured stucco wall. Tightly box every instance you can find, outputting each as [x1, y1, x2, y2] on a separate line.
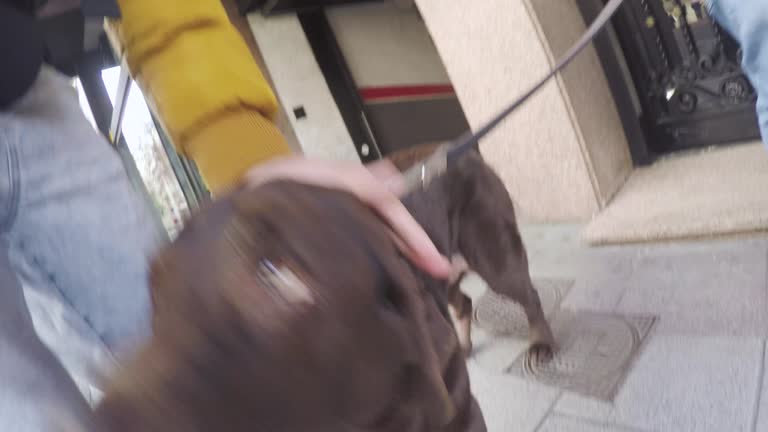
[247, 13, 359, 161]
[415, 0, 630, 221]
[528, 0, 632, 207]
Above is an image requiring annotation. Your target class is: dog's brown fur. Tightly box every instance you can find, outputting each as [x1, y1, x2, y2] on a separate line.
[77, 143, 549, 431]
[89, 182, 487, 432]
[388, 143, 555, 355]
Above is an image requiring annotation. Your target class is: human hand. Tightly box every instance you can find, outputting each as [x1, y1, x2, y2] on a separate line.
[242, 156, 451, 279]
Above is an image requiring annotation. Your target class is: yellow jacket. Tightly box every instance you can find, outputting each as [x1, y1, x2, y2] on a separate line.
[116, 0, 292, 193]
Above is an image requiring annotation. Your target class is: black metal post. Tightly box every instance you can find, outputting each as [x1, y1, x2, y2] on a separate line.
[297, 9, 382, 162]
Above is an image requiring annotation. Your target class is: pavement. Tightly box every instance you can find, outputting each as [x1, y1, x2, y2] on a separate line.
[462, 224, 768, 432]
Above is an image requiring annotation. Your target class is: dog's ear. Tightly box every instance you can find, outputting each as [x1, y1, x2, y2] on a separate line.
[381, 258, 457, 428]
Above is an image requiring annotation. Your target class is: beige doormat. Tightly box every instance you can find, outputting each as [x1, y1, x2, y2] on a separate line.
[583, 142, 768, 244]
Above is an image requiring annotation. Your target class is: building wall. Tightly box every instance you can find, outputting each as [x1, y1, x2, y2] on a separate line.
[325, 2, 471, 154]
[415, 0, 631, 221]
[247, 12, 359, 161]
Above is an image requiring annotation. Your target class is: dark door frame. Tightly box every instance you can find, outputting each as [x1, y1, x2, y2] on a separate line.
[297, 9, 383, 163]
[575, 0, 656, 165]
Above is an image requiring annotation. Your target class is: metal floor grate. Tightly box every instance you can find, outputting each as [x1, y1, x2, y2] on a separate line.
[505, 310, 657, 401]
[473, 279, 572, 337]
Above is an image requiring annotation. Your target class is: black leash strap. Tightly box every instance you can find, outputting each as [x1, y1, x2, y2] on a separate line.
[401, 0, 626, 193]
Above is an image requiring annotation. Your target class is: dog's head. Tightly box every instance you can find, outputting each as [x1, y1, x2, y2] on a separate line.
[95, 181, 455, 432]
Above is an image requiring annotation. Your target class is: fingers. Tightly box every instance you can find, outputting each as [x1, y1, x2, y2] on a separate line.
[242, 158, 451, 279]
[362, 160, 451, 278]
[371, 193, 451, 279]
[365, 160, 406, 195]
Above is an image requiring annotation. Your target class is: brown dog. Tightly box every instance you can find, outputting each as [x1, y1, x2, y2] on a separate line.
[84, 181, 486, 432]
[388, 143, 555, 356]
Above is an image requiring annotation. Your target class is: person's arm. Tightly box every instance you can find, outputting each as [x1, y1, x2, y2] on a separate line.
[114, 0, 293, 193]
[0, 3, 44, 109]
[244, 157, 453, 279]
[115, 0, 451, 278]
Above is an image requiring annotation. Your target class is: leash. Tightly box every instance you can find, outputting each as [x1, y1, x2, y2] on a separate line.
[401, 0, 626, 193]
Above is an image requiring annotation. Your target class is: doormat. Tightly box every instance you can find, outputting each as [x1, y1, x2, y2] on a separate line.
[505, 310, 657, 401]
[583, 143, 768, 245]
[473, 279, 573, 338]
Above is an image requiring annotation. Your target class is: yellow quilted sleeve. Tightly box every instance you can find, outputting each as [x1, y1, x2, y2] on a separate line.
[115, 0, 293, 192]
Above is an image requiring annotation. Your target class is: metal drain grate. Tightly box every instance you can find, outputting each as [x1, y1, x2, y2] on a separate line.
[473, 279, 572, 337]
[505, 310, 657, 401]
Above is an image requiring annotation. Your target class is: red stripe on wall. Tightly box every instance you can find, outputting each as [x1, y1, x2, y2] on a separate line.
[359, 84, 455, 102]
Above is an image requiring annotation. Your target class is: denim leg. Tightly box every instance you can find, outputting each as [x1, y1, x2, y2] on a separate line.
[708, 0, 768, 147]
[0, 66, 166, 430]
[0, 245, 94, 432]
[0, 66, 165, 356]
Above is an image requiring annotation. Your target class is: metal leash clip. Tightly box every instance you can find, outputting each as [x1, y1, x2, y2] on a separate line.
[401, 142, 450, 192]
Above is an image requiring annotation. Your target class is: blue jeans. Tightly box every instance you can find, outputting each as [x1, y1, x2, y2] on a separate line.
[0, 66, 164, 430]
[708, 0, 768, 147]
[0, 247, 95, 431]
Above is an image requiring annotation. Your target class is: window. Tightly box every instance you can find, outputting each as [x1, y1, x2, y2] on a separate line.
[73, 66, 193, 239]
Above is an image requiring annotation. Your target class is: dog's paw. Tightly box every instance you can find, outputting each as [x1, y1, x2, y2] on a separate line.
[528, 341, 556, 363]
[528, 325, 557, 361]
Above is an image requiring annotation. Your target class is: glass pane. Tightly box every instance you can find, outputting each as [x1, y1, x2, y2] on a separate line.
[101, 66, 121, 106]
[71, 78, 98, 131]
[71, 67, 189, 238]
[72, 65, 192, 237]
[120, 84, 190, 238]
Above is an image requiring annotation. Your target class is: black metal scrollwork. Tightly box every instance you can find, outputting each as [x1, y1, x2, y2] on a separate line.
[609, 0, 759, 154]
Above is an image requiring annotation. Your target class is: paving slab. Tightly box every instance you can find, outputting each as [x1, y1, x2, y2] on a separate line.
[751, 341, 768, 432]
[466, 361, 560, 432]
[520, 224, 586, 279]
[471, 327, 530, 373]
[470, 227, 768, 431]
[624, 235, 768, 256]
[554, 335, 763, 432]
[520, 224, 638, 311]
[537, 414, 648, 432]
[614, 242, 768, 336]
[558, 251, 636, 311]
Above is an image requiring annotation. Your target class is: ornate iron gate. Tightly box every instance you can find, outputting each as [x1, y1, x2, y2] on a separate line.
[608, 0, 760, 155]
